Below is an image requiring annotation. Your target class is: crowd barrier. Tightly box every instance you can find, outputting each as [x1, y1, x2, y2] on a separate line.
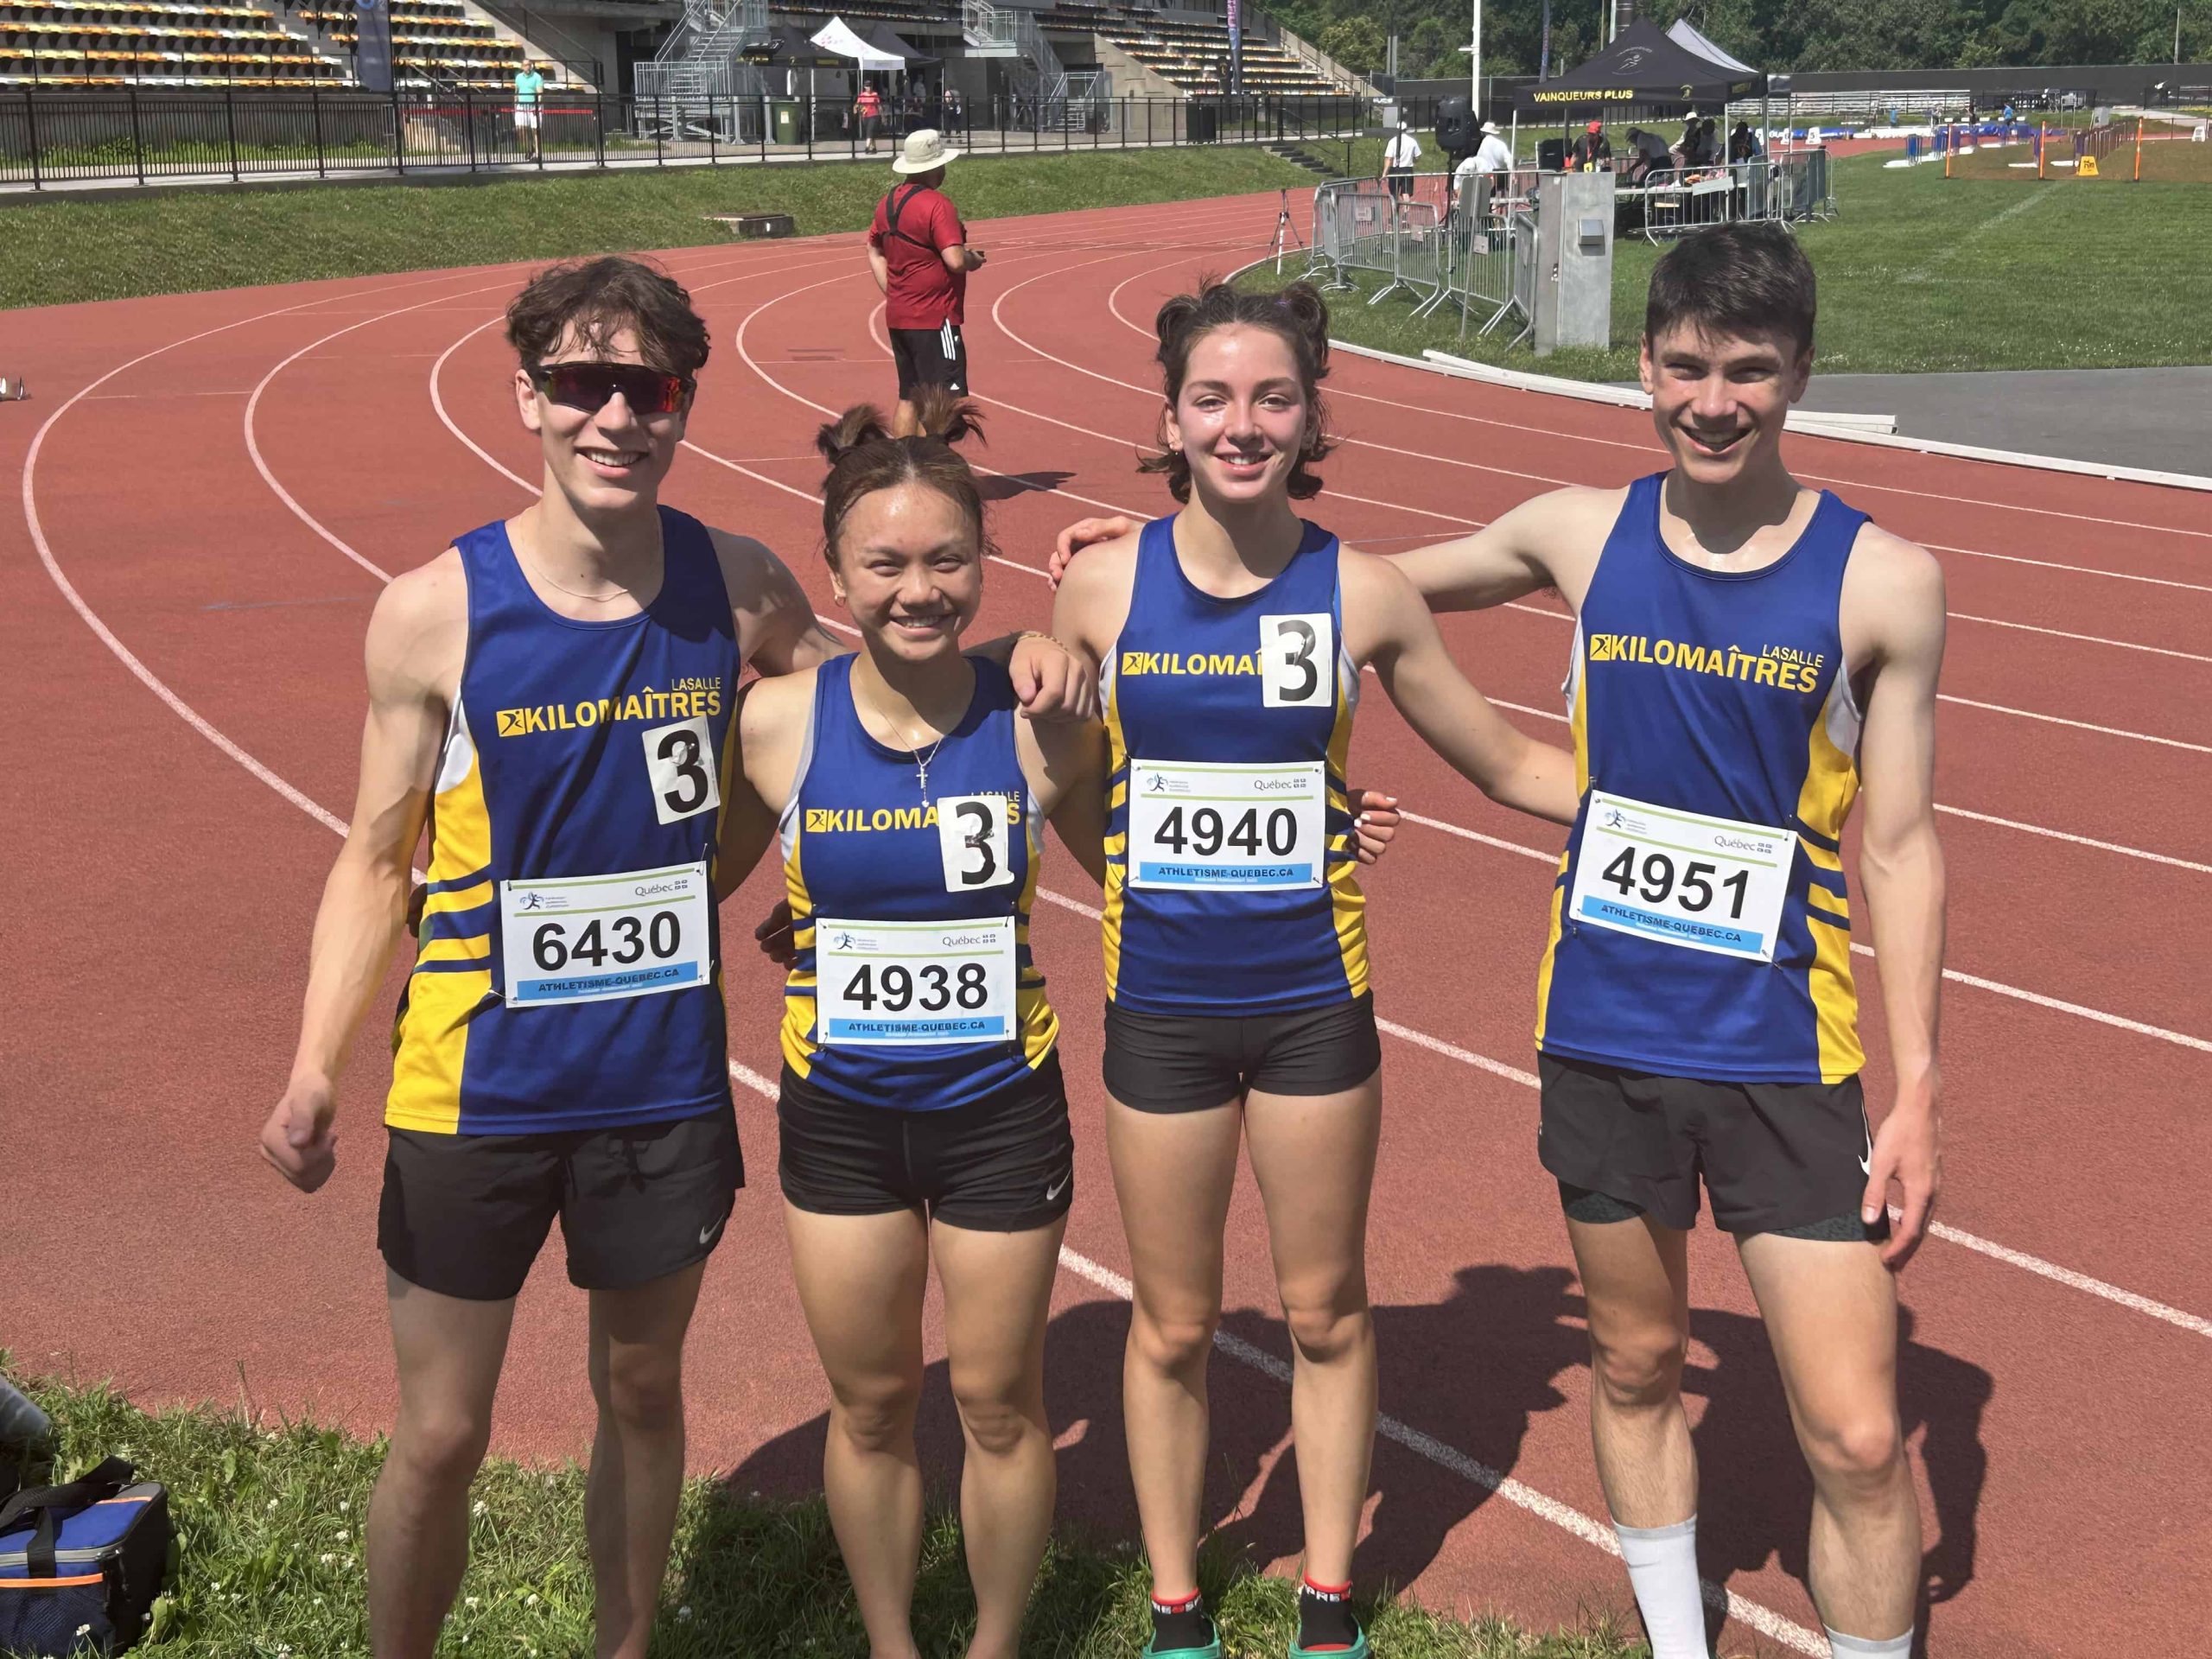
[1311, 169, 1538, 341]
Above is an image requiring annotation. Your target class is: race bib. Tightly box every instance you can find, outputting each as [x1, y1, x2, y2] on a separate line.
[500, 860, 711, 1005]
[815, 916, 1017, 1046]
[1567, 791, 1796, 962]
[1126, 760, 1325, 890]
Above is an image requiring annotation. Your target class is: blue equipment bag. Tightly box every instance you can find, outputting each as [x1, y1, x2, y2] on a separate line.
[0, 1458, 170, 1655]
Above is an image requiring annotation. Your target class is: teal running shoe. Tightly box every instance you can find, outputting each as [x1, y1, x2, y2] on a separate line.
[1288, 1629, 1370, 1659]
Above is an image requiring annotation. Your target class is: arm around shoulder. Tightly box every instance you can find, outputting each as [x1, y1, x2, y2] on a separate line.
[1392, 486, 1611, 613]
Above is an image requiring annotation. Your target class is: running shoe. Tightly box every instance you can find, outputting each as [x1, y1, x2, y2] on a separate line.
[1288, 1630, 1370, 1659]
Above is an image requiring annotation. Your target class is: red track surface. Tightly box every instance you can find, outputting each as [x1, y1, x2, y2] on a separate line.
[5, 191, 2209, 1656]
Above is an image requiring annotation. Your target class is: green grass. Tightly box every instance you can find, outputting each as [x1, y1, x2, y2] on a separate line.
[3, 1371, 1648, 1658]
[1252, 149, 2212, 378]
[0, 144, 1322, 311]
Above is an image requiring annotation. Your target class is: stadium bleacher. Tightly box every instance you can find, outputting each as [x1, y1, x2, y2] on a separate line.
[0, 0, 1357, 98]
[1034, 3, 1340, 96]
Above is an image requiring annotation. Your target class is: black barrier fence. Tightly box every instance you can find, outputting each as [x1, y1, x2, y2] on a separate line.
[0, 87, 1379, 188]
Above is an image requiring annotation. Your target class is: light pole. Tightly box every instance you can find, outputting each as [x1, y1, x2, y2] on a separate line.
[1469, 0, 1480, 114]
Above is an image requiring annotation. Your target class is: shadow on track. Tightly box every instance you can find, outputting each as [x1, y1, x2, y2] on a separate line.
[677, 1274, 1988, 1656]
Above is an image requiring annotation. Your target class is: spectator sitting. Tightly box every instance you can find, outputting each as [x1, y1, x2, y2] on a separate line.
[1568, 118, 1613, 172]
[1622, 125, 1669, 184]
[1670, 116, 1698, 171]
[1699, 116, 1722, 165]
[1727, 118, 1760, 163]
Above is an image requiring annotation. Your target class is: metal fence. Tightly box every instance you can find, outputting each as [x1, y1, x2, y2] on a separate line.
[0, 86, 1377, 188]
[1615, 151, 1833, 241]
[1310, 171, 1523, 337]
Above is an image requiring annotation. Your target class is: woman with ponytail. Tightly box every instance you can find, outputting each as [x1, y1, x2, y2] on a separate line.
[723, 388, 1107, 1658]
[1046, 278, 1580, 1659]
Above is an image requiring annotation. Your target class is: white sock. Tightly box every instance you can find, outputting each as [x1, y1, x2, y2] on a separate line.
[1826, 1626, 1913, 1657]
[1613, 1515, 1709, 1659]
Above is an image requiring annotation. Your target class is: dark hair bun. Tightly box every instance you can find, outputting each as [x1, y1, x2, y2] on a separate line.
[816, 404, 895, 467]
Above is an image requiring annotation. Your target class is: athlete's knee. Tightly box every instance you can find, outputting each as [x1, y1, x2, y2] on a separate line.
[948, 1366, 1044, 1459]
[830, 1374, 922, 1453]
[1128, 1301, 1217, 1376]
[389, 1407, 493, 1492]
[593, 1344, 685, 1434]
[1799, 1408, 1906, 1494]
[1587, 1323, 1688, 1412]
[1279, 1288, 1372, 1367]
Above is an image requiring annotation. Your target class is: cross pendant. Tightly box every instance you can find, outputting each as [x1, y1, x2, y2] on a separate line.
[916, 762, 930, 798]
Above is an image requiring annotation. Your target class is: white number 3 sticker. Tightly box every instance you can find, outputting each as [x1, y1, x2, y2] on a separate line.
[1261, 613, 1334, 708]
[936, 793, 1014, 891]
[642, 716, 721, 824]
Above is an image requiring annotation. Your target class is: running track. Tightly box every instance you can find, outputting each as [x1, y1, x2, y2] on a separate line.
[5, 190, 2208, 1657]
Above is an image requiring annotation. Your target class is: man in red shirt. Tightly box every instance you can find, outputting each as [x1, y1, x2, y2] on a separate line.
[868, 127, 987, 436]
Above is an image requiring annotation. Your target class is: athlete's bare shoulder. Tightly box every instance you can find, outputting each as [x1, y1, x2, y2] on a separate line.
[705, 524, 829, 665]
[1502, 483, 1628, 582]
[367, 546, 467, 702]
[1840, 519, 1946, 667]
[738, 661, 819, 740]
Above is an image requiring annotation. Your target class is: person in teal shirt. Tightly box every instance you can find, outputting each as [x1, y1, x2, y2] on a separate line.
[513, 61, 546, 162]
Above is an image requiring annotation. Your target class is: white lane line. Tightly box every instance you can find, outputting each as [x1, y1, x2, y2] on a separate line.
[1796, 470, 2212, 543]
[1939, 694, 2212, 754]
[1948, 611, 2212, 664]
[1923, 541, 2212, 595]
[726, 1051, 1829, 1655]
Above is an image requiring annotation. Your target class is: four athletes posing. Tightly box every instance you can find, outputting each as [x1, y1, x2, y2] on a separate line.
[268, 218, 1944, 1659]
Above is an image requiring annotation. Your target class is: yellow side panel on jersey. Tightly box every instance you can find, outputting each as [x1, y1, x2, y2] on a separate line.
[1100, 685, 1131, 1002]
[779, 827, 819, 1081]
[1533, 646, 1589, 1046]
[387, 969, 492, 1133]
[1797, 690, 1865, 1084]
[387, 737, 494, 1134]
[1325, 689, 1370, 998]
[1015, 817, 1059, 1068]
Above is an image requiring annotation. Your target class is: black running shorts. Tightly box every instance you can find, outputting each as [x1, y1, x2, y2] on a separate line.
[778, 1052, 1073, 1232]
[887, 322, 969, 398]
[1537, 1053, 1888, 1241]
[1103, 993, 1382, 1114]
[378, 1106, 744, 1301]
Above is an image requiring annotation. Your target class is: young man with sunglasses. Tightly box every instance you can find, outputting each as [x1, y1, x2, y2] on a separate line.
[257, 256, 1092, 1658]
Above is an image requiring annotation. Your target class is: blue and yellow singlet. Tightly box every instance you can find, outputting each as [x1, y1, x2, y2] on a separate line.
[1102, 513, 1367, 1016]
[779, 655, 1058, 1110]
[387, 508, 741, 1135]
[1536, 473, 1870, 1085]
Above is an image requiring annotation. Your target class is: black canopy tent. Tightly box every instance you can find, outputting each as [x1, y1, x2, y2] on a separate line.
[1513, 19, 1762, 117]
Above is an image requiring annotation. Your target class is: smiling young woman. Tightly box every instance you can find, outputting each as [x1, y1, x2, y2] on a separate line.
[1045, 278, 1580, 1659]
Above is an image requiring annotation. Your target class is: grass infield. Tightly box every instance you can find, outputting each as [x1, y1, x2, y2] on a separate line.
[1249, 149, 2212, 380]
[3, 1371, 1650, 1658]
[0, 145, 1320, 312]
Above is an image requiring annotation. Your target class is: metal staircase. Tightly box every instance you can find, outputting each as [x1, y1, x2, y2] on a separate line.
[635, 0, 768, 139]
[961, 0, 1061, 125]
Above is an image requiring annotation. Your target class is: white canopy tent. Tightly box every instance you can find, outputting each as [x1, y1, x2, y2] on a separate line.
[1666, 18, 1758, 77]
[809, 16, 905, 72]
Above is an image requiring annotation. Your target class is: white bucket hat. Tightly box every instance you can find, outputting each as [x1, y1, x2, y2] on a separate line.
[891, 128, 961, 174]
[1479, 120, 1500, 135]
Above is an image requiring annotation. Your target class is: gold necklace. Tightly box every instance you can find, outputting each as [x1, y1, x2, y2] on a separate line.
[518, 540, 654, 604]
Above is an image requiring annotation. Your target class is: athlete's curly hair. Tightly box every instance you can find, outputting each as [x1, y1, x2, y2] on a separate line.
[815, 385, 995, 565]
[505, 256, 711, 378]
[1137, 276, 1338, 503]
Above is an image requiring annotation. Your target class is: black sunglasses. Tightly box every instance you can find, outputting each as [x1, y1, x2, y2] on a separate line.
[527, 360, 695, 416]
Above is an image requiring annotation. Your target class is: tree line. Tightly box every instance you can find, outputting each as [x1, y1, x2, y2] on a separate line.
[1274, 0, 2212, 85]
